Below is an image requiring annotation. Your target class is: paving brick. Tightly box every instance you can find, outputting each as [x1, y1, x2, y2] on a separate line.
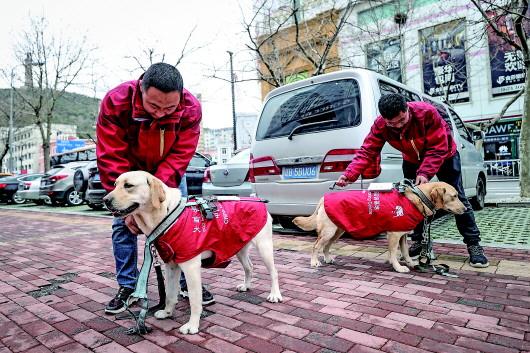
[486, 333, 530, 351]
[73, 329, 112, 349]
[128, 340, 170, 353]
[102, 326, 144, 347]
[1, 332, 39, 352]
[0, 321, 24, 338]
[369, 326, 421, 347]
[418, 338, 480, 353]
[236, 335, 283, 353]
[8, 310, 39, 325]
[456, 337, 520, 353]
[304, 332, 354, 352]
[386, 313, 434, 329]
[35, 329, 72, 349]
[235, 311, 274, 327]
[165, 340, 211, 353]
[53, 342, 94, 353]
[336, 328, 387, 349]
[21, 320, 55, 336]
[66, 308, 98, 322]
[381, 340, 432, 353]
[25, 345, 53, 353]
[234, 323, 278, 340]
[204, 313, 242, 329]
[275, 334, 321, 353]
[205, 325, 245, 342]
[358, 314, 404, 331]
[267, 322, 309, 339]
[53, 318, 89, 336]
[298, 318, 340, 335]
[93, 342, 133, 353]
[84, 316, 119, 332]
[466, 320, 525, 340]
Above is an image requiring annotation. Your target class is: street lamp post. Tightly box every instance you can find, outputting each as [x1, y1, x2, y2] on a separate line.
[8, 71, 15, 173]
[227, 51, 237, 152]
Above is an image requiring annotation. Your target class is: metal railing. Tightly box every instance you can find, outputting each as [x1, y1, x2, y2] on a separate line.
[484, 159, 520, 178]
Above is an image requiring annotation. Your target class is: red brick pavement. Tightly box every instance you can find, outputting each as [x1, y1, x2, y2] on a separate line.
[1, 209, 530, 353]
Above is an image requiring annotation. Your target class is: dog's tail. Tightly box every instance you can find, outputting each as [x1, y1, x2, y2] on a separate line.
[292, 198, 323, 231]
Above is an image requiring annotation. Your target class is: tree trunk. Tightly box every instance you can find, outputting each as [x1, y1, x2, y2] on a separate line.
[521, 73, 530, 197]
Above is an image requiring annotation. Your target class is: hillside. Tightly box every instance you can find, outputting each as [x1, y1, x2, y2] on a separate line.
[0, 88, 100, 137]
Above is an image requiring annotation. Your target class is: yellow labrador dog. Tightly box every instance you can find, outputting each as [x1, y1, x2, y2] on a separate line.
[293, 182, 465, 273]
[103, 171, 282, 334]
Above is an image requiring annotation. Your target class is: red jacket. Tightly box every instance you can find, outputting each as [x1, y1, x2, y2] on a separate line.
[344, 102, 456, 182]
[96, 79, 201, 192]
[155, 199, 268, 267]
[324, 190, 424, 239]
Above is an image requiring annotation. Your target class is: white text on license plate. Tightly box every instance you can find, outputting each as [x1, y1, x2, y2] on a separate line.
[283, 165, 318, 179]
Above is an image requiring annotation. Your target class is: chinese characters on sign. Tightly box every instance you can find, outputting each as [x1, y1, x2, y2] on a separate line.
[487, 9, 530, 96]
[420, 19, 469, 103]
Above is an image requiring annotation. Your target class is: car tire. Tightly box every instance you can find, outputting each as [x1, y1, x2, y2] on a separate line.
[12, 193, 25, 204]
[88, 202, 105, 210]
[471, 177, 486, 211]
[277, 216, 300, 231]
[64, 189, 84, 206]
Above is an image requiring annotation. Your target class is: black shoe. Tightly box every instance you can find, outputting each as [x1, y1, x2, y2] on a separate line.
[468, 244, 489, 268]
[180, 285, 215, 306]
[105, 286, 137, 314]
[408, 240, 423, 259]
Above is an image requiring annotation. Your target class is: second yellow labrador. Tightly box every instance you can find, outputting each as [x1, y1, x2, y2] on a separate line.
[293, 182, 465, 273]
[103, 171, 282, 335]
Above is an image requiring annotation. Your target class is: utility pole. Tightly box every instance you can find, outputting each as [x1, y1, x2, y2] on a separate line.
[8, 71, 15, 173]
[227, 51, 237, 152]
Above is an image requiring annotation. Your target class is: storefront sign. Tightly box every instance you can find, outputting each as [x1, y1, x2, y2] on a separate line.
[419, 19, 469, 103]
[366, 37, 402, 82]
[487, 10, 530, 96]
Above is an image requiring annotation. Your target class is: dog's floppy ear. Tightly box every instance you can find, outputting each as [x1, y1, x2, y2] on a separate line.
[430, 187, 446, 209]
[148, 176, 166, 209]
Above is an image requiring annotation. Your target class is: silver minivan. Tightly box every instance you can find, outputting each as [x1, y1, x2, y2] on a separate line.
[250, 69, 487, 227]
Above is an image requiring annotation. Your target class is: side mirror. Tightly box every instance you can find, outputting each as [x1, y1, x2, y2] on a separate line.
[210, 161, 217, 166]
[472, 130, 485, 141]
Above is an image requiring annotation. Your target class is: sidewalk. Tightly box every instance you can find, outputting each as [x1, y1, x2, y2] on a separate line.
[1, 209, 530, 353]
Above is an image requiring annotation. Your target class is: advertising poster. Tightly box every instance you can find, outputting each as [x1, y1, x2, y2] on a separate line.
[366, 37, 403, 82]
[487, 10, 530, 96]
[419, 19, 469, 102]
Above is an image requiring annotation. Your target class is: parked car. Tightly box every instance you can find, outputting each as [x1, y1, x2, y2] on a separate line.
[16, 173, 49, 205]
[202, 149, 253, 196]
[250, 68, 487, 229]
[74, 152, 214, 207]
[40, 161, 89, 206]
[0, 176, 26, 204]
[73, 161, 105, 210]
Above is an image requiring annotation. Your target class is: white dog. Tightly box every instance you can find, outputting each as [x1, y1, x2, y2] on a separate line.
[103, 171, 282, 334]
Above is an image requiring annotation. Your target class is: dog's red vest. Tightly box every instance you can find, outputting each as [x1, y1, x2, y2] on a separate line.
[324, 190, 424, 240]
[155, 198, 268, 268]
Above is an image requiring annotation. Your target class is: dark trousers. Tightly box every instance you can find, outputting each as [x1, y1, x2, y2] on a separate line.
[402, 152, 481, 246]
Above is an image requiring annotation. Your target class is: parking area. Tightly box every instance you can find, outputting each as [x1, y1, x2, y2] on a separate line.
[1, 208, 529, 353]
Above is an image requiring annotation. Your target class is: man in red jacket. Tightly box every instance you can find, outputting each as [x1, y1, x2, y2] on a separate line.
[335, 93, 488, 268]
[97, 63, 214, 314]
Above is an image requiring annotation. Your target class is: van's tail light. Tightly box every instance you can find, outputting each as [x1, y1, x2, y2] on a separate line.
[249, 154, 281, 182]
[24, 182, 31, 190]
[203, 168, 211, 183]
[320, 149, 357, 173]
[50, 174, 68, 183]
[0, 183, 6, 189]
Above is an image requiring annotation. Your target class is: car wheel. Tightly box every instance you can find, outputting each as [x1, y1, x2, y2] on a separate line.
[12, 193, 26, 204]
[471, 177, 486, 211]
[64, 189, 84, 206]
[43, 196, 53, 205]
[277, 216, 300, 230]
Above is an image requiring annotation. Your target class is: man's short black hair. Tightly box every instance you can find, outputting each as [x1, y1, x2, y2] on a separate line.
[141, 63, 183, 93]
[378, 93, 408, 119]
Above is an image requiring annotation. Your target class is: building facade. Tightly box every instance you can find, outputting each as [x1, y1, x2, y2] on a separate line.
[256, 0, 526, 163]
[0, 123, 77, 174]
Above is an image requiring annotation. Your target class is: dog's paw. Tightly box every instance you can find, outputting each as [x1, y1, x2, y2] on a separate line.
[310, 259, 322, 267]
[236, 284, 248, 292]
[154, 309, 172, 320]
[179, 322, 199, 335]
[394, 265, 411, 273]
[267, 292, 283, 303]
[324, 257, 335, 264]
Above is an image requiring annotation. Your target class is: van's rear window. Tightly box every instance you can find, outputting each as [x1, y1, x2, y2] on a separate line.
[256, 79, 361, 140]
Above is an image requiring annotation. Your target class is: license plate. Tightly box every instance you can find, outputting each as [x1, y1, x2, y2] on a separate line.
[282, 164, 318, 179]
